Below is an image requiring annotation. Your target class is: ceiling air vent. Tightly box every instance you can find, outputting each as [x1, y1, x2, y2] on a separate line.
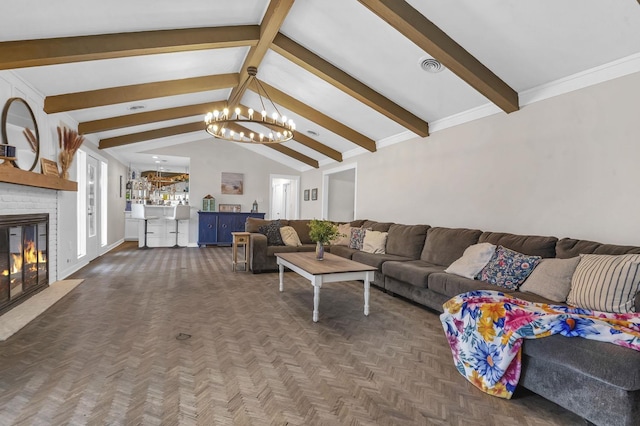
[419, 57, 445, 73]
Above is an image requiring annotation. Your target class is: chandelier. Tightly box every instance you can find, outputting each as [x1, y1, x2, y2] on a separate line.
[204, 66, 295, 144]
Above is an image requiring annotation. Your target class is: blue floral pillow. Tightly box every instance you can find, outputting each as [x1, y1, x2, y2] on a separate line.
[349, 227, 367, 250]
[475, 245, 542, 290]
[258, 220, 284, 246]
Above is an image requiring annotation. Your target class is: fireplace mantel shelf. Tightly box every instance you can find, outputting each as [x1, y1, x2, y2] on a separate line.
[0, 166, 77, 191]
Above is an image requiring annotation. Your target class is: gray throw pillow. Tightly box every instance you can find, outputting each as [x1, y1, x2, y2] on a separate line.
[519, 257, 580, 302]
[258, 220, 284, 246]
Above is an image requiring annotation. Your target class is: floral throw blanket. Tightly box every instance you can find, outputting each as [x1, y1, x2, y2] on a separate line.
[440, 290, 640, 399]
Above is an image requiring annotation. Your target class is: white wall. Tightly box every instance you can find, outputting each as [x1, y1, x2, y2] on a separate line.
[302, 71, 640, 246]
[327, 168, 355, 222]
[0, 71, 128, 281]
[147, 139, 299, 244]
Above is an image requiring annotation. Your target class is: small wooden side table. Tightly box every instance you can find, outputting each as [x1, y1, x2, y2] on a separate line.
[231, 232, 251, 272]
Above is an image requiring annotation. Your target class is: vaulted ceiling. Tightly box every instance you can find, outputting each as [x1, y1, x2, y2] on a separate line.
[2, 0, 639, 172]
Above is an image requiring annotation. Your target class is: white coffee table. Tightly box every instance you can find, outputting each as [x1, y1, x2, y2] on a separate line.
[276, 252, 377, 322]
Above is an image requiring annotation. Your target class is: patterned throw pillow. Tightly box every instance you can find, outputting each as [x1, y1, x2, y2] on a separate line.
[567, 254, 640, 313]
[475, 245, 542, 290]
[258, 220, 284, 246]
[349, 227, 367, 250]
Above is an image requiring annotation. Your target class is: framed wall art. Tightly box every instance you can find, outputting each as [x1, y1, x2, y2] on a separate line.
[311, 188, 318, 201]
[304, 189, 310, 201]
[221, 172, 244, 195]
[219, 203, 241, 212]
[40, 158, 59, 176]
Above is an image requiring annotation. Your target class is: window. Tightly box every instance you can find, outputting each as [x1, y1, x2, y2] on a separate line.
[101, 161, 108, 247]
[77, 150, 87, 258]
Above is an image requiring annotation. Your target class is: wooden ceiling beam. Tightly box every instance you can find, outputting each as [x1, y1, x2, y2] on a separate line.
[99, 117, 322, 169]
[0, 26, 259, 70]
[290, 130, 342, 162]
[227, 0, 296, 108]
[44, 73, 238, 113]
[99, 122, 204, 149]
[225, 122, 318, 168]
[357, 0, 519, 113]
[272, 33, 429, 137]
[255, 80, 377, 152]
[235, 104, 342, 162]
[79, 101, 227, 134]
[266, 144, 319, 169]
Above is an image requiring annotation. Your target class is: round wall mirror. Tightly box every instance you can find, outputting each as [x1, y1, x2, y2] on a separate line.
[1, 97, 40, 171]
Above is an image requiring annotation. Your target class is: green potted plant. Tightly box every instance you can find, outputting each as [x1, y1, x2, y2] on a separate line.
[308, 219, 342, 260]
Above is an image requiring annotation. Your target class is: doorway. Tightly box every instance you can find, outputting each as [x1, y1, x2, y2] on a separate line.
[86, 155, 99, 260]
[77, 150, 106, 262]
[270, 174, 300, 220]
[322, 164, 357, 221]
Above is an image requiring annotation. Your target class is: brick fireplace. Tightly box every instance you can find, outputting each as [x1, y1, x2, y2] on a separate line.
[0, 183, 59, 314]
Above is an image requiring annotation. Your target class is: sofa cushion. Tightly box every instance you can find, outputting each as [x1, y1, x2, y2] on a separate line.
[349, 219, 367, 227]
[279, 226, 302, 247]
[427, 272, 501, 299]
[478, 231, 557, 258]
[360, 221, 394, 232]
[352, 252, 413, 270]
[362, 230, 388, 254]
[522, 335, 640, 391]
[385, 224, 429, 259]
[331, 223, 351, 246]
[258, 220, 285, 246]
[556, 237, 640, 259]
[420, 227, 482, 266]
[246, 217, 281, 233]
[519, 257, 581, 302]
[567, 254, 640, 313]
[382, 260, 446, 289]
[266, 244, 315, 257]
[371, 222, 394, 232]
[329, 245, 359, 259]
[287, 220, 313, 245]
[476, 245, 542, 290]
[445, 243, 496, 279]
[349, 227, 367, 250]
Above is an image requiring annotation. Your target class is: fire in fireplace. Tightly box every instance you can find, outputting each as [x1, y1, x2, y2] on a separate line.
[0, 213, 48, 314]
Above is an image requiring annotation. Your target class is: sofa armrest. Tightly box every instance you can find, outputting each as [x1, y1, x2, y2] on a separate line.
[249, 232, 268, 272]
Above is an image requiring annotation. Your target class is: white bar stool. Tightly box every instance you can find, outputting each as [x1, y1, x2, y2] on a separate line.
[168, 205, 191, 248]
[131, 204, 158, 249]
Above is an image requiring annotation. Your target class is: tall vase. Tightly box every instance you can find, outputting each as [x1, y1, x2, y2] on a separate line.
[58, 150, 73, 180]
[315, 241, 324, 261]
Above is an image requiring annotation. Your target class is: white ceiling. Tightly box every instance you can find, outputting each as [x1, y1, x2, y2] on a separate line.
[2, 0, 640, 172]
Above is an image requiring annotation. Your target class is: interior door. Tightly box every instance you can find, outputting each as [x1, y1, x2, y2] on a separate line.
[86, 155, 99, 261]
[270, 176, 299, 220]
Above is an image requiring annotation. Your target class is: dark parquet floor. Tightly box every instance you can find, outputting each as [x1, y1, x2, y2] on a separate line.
[0, 242, 583, 425]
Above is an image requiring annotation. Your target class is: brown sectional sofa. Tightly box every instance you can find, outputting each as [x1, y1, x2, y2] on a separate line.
[245, 217, 640, 426]
[244, 218, 318, 272]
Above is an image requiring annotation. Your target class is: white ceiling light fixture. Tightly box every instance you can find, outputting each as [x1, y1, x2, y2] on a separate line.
[419, 57, 445, 73]
[204, 66, 295, 144]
